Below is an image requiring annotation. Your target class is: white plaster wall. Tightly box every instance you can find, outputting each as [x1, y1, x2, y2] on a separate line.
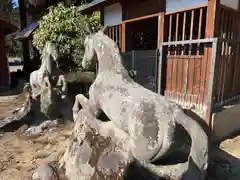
[166, 0, 208, 13]
[220, 0, 239, 10]
[104, 3, 122, 26]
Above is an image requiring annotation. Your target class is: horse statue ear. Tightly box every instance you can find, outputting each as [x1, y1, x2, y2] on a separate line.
[85, 23, 92, 34]
[100, 25, 108, 34]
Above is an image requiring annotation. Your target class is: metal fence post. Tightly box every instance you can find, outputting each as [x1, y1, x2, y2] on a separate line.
[157, 41, 163, 94]
[132, 50, 135, 69]
[154, 49, 159, 93]
[205, 37, 218, 126]
[132, 50, 136, 80]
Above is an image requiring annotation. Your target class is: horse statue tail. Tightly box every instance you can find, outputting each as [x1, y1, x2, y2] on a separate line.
[173, 108, 209, 179]
[139, 108, 209, 180]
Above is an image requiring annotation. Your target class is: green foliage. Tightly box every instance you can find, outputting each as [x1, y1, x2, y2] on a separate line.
[1, 0, 21, 57]
[0, 0, 20, 26]
[5, 34, 22, 57]
[32, 3, 101, 71]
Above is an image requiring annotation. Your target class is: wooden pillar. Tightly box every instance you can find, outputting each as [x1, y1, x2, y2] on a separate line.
[100, 8, 104, 26]
[157, 12, 165, 48]
[0, 28, 10, 88]
[19, 0, 31, 79]
[157, 12, 165, 94]
[157, 0, 166, 47]
[205, 0, 220, 38]
[204, 0, 220, 125]
[157, 0, 166, 94]
[121, 22, 126, 52]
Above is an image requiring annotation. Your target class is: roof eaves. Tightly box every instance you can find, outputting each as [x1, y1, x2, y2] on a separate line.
[0, 19, 18, 34]
[79, 0, 107, 11]
[15, 22, 39, 41]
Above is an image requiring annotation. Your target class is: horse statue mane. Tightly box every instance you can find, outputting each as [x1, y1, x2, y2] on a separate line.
[41, 41, 59, 65]
[82, 26, 129, 75]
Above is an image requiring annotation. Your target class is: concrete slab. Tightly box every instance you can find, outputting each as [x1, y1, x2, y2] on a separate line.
[212, 103, 240, 141]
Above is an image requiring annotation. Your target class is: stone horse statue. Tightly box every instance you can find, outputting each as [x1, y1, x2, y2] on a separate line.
[29, 41, 67, 99]
[73, 27, 209, 180]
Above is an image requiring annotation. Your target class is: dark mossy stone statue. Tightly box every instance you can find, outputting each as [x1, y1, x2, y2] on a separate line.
[40, 86, 62, 119]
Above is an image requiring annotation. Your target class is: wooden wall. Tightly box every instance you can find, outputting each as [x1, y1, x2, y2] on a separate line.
[216, 4, 240, 40]
[121, 0, 163, 20]
[165, 5, 207, 41]
[166, 0, 208, 13]
[106, 24, 122, 50]
[163, 5, 208, 109]
[212, 3, 240, 107]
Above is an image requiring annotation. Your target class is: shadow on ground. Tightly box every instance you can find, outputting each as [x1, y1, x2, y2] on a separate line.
[208, 148, 240, 180]
[0, 71, 26, 97]
[122, 144, 240, 180]
[184, 109, 240, 180]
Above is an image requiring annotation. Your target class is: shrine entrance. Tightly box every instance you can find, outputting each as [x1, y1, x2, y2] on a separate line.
[125, 17, 158, 51]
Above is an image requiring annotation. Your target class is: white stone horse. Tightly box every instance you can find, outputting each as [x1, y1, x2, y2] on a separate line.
[29, 41, 60, 99]
[73, 27, 209, 180]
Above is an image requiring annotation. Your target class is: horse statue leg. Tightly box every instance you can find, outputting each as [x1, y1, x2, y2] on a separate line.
[56, 74, 68, 100]
[29, 70, 40, 99]
[43, 76, 51, 88]
[72, 93, 100, 122]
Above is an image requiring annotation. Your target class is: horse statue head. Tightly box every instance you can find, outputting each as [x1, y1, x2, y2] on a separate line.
[82, 26, 127, 74]
[41, 41, 59, 65]
[40, 41, 61, 77]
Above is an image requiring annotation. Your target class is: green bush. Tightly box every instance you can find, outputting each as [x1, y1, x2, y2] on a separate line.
[5, 34, 22, 57]
[32, 3, 101, 71]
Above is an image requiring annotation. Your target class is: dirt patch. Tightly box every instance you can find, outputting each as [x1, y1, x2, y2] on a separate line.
[0, 127, 72, 180]
[0, 95, 23, 120]
[0, 92, 72, 180]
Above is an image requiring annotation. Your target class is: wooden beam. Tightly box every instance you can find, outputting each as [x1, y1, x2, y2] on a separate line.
[205, 0, 220, 37]
[175, 13, 179, 41]
[123, 12, 161, 23]
[121, 22, 126, 52]
[165, 4, 208, 15]
[239, 0, 240, 11]
[157, 0, 166, 94]
[18, 0, 31, 78]
[204, 0, 220, 125]
[168, 15, 172, 42]
[100, 8, 104, 25]
[198, 8, 203, 39]
[157, 13, 165, 48]
[190, 10, 195, 40]
[182, 12, 186, 40]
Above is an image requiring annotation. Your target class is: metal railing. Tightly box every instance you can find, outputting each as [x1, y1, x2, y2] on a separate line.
[159, 37, 240, 122]
[159, 38, 216, 111]
[121, 50, 158, 92]
[119, 38, 240, 122]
